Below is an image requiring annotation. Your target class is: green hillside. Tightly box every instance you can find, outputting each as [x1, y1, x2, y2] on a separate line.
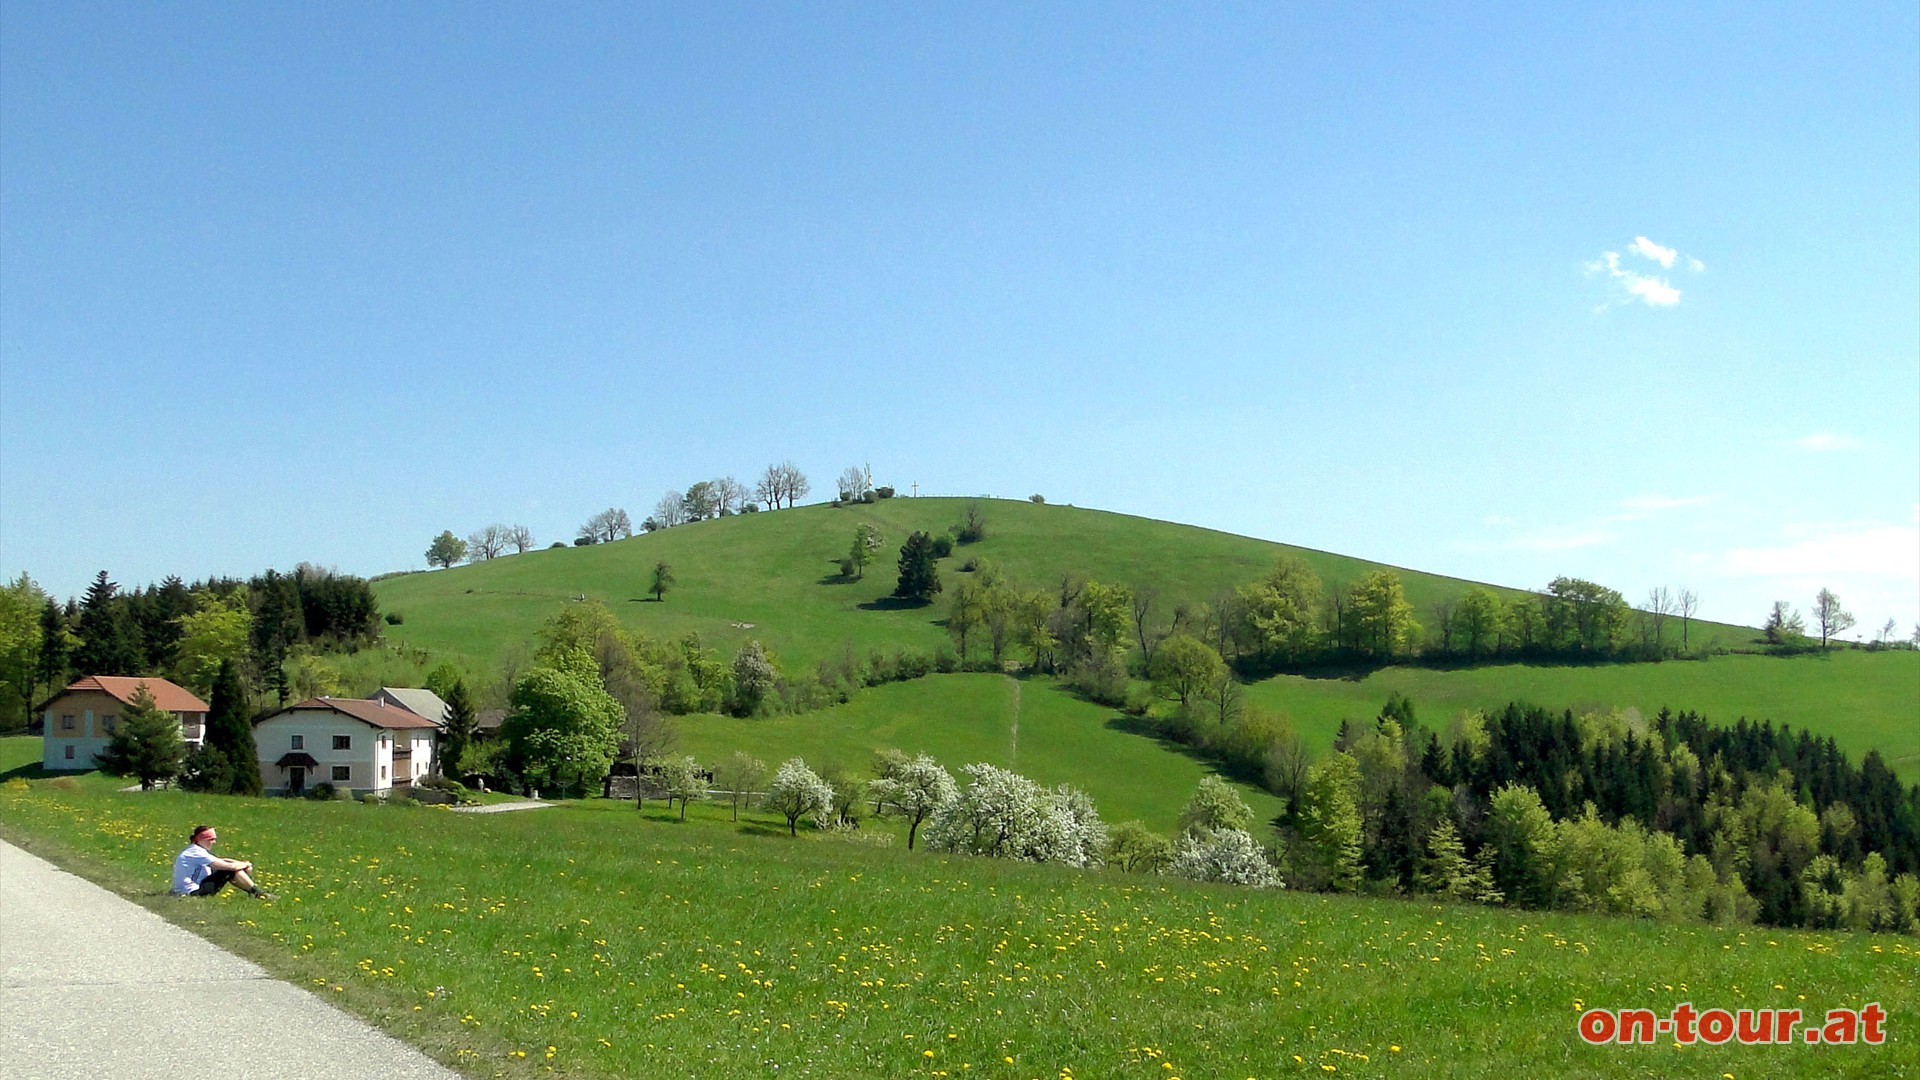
[375, 496, 1753, 672]
[1247, 649, 1920, 780]
[373, 497, 1920, 780]
[675, 673, 1284, 833]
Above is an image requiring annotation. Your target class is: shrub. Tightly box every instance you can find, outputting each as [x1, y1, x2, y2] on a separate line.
[573, 536, 597, 546]
[305, 781, 337, 801]
[385, 612, 405, 625]
[859, 491, 876, 504]
[1029, 494, 1045, 504]
[361, 792, 386, 804]
[960, 557, 980, 572]
[930, 535, 954, 559]
[874, 486, 895, 499]
[740, 503, 759, 513]
[933, 646, 960, 674]
[838, 557, 856, 578]
[549, 541, 567, 549]
[1168, 828, 1284, 888]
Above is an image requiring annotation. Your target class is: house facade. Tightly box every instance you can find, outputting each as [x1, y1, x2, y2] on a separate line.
[254, 697, 438, 797]
[40, 676, 210, 771]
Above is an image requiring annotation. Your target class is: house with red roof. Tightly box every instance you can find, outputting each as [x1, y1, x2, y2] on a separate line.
[253, 696, 439, 796]
[40, 675, 210, 771]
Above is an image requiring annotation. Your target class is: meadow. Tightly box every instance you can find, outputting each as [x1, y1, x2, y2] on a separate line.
[2, 744, 1912, 1080]
[1243, 648, 1920, 780]
[673, 674, 1285, 834]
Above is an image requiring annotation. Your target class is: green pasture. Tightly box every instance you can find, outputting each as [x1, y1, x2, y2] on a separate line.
[1, 763, 1911, 1080]
[373, 497, 1754, 674]
[1244, 649, 1920, 780]
[675, 674, 1284, 833]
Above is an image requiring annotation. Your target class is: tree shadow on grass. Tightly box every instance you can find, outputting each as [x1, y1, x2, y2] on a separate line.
[857, 596, 931, 612]
[1102, 712, 1270, 790]
[736, 822, 794, 838]
[0, 762, 63, 783]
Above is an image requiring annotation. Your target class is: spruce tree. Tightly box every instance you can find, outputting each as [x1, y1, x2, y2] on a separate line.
[97, 684, 185, 789]
[893, 532, 942, 602]
[441, 678, 476, 779]
[204, 657, 262, 795]
[73, 571, 142, 675]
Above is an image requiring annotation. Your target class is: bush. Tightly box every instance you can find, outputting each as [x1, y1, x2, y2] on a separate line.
[549, 541, 568, 549]
[960, 557, 980, 572]
[874, 486, 895, 499]
[361, 792, 386, 804]
[838, 557, 856, 578]
[573, 536, 597, 546]
[741, 503, 759, 513]
[305, 782, 336, 801]
[1029, 494, 1046, 504]
[930, 535, 954, 559]
[385, 611, 405, 625]
[859, 491, 876, 504]
[933, 646, 960, 674]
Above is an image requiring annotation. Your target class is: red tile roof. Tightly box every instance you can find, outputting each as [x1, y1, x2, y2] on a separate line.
[62, 676, 209, 713]
[280, 697, 441, 730]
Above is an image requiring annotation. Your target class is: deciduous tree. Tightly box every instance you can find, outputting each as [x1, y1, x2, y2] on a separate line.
[869, 752, 958, 849]
[426, 531, 468, 569]
[763, 757, 835, 835]
[649, 562, 676, 603]
[1813, 588, 1855, 649]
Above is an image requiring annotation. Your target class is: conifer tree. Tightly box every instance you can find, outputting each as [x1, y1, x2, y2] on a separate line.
[441, 678, 477, 779]
[893, 532, 942, 602]
[73, 571, 142, 675]
[203, 658, 262, 795]
[97, 683, 184, 789]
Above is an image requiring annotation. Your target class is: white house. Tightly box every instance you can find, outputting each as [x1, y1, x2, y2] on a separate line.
[254, 697, 438, 797]
[39, 676, 210, 770]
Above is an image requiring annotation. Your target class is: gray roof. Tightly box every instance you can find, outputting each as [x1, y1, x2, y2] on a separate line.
[374, 687, 451, 726]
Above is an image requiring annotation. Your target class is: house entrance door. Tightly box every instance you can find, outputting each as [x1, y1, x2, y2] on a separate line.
[289, 767, 306, 795]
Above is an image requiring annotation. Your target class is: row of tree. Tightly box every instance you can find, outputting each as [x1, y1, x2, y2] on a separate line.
[0, 566, 382, 729]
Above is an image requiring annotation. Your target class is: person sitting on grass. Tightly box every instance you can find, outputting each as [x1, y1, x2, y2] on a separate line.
[171, 824, 274, 900]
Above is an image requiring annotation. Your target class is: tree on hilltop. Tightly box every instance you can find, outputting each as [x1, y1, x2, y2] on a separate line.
[1813, 588, 1855, 649]
[426, 531, 468, 569]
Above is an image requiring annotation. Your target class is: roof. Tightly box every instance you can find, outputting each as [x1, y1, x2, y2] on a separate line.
[51, 676, 209, 714]
[375, 687, 450, 725]
[271, 697, 442, 731]
[275, 751, 321, 768]
[476, 708, 509, 732]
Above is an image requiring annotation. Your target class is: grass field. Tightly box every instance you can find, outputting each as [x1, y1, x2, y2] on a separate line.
[674, 674, 1285, 833]
[372, 497, 1756, 675]
[1245, 648, 1920, 781]
[1, 751, 1911, 1080]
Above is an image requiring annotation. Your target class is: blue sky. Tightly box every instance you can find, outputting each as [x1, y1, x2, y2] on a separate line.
[3, 3, 1916, 636]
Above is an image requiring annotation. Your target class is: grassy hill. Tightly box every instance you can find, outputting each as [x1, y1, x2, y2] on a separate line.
[375, 496, 1754, 672]
[371, 497, 1919, 781]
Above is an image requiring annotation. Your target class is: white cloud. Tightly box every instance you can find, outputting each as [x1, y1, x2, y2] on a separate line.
[1628, 236, 1678, 268]
[1616, 494, 1713, 519]
[1791, 432, 1863, 452]
[1587, 235, 1702, 309]
[1721, 523, 1919, 580]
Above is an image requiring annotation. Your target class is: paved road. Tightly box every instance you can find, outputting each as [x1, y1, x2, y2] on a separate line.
[449, 799, 555, 814]
[0, 840, 459, 1080]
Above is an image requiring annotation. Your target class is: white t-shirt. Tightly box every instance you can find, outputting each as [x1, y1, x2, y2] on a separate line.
[171, 843, 215, 895]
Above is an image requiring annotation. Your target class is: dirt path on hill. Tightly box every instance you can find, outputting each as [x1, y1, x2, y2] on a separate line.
[1006, 675, 1022, 768]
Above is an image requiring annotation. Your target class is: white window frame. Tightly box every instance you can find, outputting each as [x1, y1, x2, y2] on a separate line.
[290, 734, 304, 750]
[333, 734, 352, 751]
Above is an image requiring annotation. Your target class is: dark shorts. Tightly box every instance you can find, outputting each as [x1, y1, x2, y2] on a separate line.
[183, 869, 237, 897]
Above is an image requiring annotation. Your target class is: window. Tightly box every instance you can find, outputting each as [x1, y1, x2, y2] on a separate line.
[102, 715, 118, 732]
[63, 745, 75, 760]
[331, 765, 352, 782]
[290, 734, 304, 750]
[380, 765, 388, 780]
[333, 735, 351, 751]
[60, 715, 75, 731]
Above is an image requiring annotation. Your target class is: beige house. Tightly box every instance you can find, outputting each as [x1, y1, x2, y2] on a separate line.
[40, 676, 210, 770]
[254, 697, 438, 797]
